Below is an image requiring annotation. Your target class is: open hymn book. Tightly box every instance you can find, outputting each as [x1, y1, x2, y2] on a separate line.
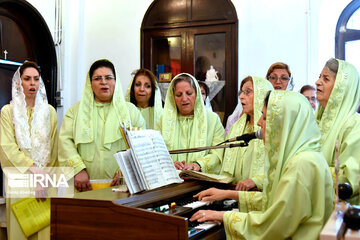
[114, 127, 183, 194]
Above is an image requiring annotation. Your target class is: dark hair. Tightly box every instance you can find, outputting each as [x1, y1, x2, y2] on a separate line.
[89, 59, 116, 80]
[172, 74, 196, 93]
[240, 76, 253, 91]
[130, 68, 157, 107]
[266, 62, 292, 79]
[264, 90, 272, 108]
[197, 81, 209, 97]
[20, 61, 40, 76]
[300, 85, 316, 94]
[325, 58, 339, 75]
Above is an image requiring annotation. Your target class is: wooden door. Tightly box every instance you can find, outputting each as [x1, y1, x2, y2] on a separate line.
[141, 0, 238, 124]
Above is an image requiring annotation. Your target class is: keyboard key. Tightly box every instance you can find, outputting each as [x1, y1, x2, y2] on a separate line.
[184, 201, 210, 209]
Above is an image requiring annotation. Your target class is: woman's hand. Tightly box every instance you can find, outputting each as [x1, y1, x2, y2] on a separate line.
[28, 165, 49, 201]
[190, 210, 224, 223]
[111, 172, 119, 186]
[183, 162, 201, 171]
[74, 169, 92, 192]
[194, 187, 237, 201]
[235, 179, 256, 191]
[174, 161, 186, 170]
[34, 183, 48, 202]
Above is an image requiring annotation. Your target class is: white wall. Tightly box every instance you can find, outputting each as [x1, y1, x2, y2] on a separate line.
[234, 0, 309, 88]
[26, 0, 55, 34]
[25, 0, 352, 126]
[27, 0, 152, 127]
[63, 0, 152, 128]
[317, 0, 351, 70]
[232, 0, 351, 89]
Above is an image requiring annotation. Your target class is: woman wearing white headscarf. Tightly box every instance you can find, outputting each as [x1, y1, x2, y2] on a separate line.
[0, 61, 58, 239]
[156, 73, 224, 173]
[58, 59, 145, 192]
[125, 68, 162, 129]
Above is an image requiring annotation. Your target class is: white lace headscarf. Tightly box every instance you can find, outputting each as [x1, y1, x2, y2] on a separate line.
[10, 65, 51, 168]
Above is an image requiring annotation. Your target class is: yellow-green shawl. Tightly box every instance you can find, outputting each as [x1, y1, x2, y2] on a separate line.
[221, 76, 273, 188]
[74, 67, 131, 148]
[263, 91, 324, 209]
[158, 73, 207, 162]
[223, 91, 334, 239]
[315, 59, 360, 203]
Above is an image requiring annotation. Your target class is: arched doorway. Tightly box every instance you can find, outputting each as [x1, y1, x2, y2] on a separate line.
[0, 0, 57, 109]
[141, 0, 238, 124]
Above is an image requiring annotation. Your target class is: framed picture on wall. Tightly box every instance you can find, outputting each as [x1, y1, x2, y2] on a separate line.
[159, 73, 172, 82]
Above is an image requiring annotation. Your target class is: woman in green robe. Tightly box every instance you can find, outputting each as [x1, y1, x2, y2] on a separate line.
[156, 73, 224, 173]
[190, 91, 334, 239]
[220, 76, 273, 190]
[0, 61, 58, 240]
[315, 58, 360, 204]
[125, 68, 163, 129]
[58, 59, 145, 192]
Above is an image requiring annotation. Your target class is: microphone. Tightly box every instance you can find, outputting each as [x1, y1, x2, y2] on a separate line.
[225, 129, 262, 144]
[170, 130, 262, 154]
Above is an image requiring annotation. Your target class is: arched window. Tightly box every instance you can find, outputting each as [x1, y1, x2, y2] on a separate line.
[335, 0, 360, 67]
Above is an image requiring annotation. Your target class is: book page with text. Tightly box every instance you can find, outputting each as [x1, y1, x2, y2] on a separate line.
[127, 130, 183, 190]
[115, 150, 145, 194]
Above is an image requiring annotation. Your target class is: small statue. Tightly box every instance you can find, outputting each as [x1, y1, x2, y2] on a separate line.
[205, 65, 219, 82]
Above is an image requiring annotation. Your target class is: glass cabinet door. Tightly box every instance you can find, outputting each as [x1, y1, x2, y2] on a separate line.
[142, 24, 237, 124]
[141, 0, 238, 125]
[152, 36, 182, 79]
[194, 33, 225, 81]
[142, 29, 186, 80]
[194, 33, 226, 120]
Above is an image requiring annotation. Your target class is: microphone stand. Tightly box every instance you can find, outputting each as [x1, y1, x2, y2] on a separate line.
[169, 141, 249, 154]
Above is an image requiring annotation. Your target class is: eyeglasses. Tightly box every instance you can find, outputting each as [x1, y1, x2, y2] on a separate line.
[268, 76, 291, 82]
[92, 75, 115, 81]
[239, 88, 253, 96]
[305, 96, 317, 101]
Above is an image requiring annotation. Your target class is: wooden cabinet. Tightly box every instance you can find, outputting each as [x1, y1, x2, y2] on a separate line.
[141, 0, 238, 124]
[51, 181, 228, 240]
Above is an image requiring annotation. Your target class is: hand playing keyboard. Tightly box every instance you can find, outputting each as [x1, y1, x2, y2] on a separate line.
[188, 219, 221, 238]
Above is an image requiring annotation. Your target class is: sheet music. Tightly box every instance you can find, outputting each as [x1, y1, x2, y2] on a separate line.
[114, 150, 145, 194]
[127, 130, 183, 190]
[115, 128, 182, 194]
[128, 148, 148, 190]
[151, 136, 181, 183]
